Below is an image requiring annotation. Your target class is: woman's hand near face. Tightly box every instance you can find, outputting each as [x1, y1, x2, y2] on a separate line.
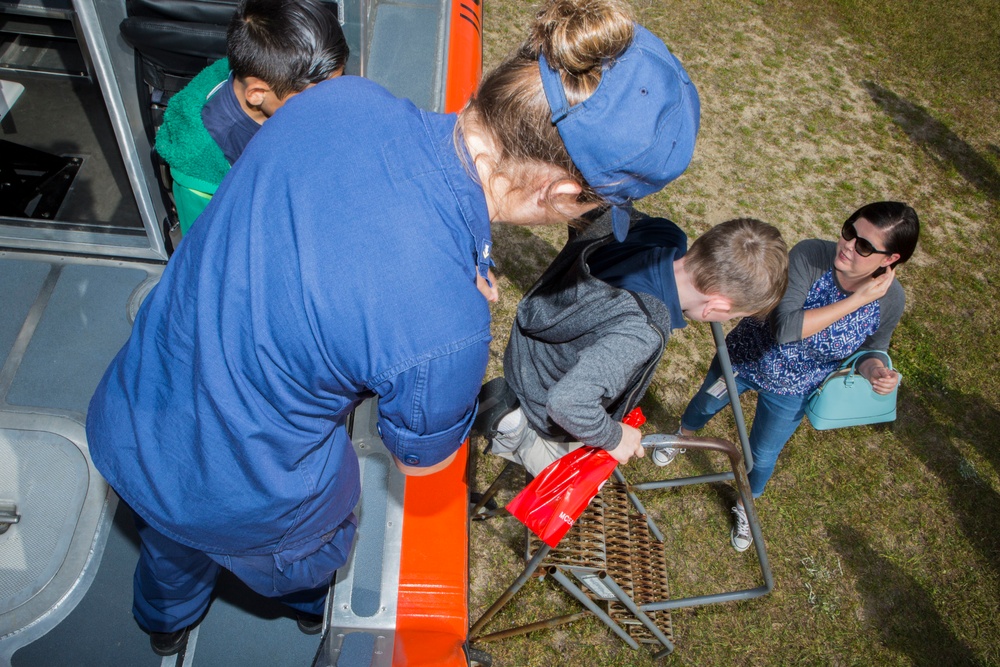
[852, 265, 896, 307]
[804, 265, 896, 338]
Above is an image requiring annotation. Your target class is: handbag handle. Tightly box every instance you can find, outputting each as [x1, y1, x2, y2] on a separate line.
[842, 350, 892, 387]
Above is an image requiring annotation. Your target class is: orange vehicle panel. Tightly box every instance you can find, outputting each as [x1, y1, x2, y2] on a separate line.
[392, 4, 482, 663]
[444, 0, 483, 112]
[393, 441, 470, 666]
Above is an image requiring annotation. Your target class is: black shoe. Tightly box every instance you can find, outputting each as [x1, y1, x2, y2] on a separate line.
[150, 626, 190, 657]
[296, 612, 324, 635]
[471, 377, 519, 444]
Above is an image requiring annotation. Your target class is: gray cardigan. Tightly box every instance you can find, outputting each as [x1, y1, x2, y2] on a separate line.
[771, 239, 904, 351]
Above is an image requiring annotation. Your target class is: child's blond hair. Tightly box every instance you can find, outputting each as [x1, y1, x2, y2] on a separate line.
[685, 218, 789, 317]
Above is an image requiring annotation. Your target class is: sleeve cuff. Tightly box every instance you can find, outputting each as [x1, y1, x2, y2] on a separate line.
[377, 406, 475, 468]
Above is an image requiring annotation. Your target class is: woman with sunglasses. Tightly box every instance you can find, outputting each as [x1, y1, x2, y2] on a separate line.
[677, 201, 920, 552]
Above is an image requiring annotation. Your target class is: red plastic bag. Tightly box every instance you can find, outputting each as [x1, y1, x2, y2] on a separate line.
[506, 408, 646, 548]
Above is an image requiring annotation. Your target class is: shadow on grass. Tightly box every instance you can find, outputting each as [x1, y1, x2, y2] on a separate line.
[828, 523, 983, 667]
[490, 223, 562, 294]
[895, 384, 1000, 578]
[862, 81, 1000, 201]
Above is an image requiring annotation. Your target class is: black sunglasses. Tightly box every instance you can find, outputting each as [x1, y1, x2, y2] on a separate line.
[841, 222, 891, 257]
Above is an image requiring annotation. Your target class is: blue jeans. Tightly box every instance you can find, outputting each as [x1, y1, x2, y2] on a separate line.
[680, 356, 809, 498]
[131, 511, 357, 633]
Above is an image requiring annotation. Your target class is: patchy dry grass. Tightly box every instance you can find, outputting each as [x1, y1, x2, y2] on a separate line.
[468, 0, 1000, 665]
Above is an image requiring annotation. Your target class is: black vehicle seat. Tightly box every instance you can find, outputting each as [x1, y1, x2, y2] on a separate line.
[119, 0, 236, 142]
[118, 0, 236, 244]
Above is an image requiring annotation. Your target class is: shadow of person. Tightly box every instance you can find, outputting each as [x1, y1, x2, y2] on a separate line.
[862, 81, 1000, 201]
[894, 382, 1000, 577]
[952, 391, 1000, 474]
[828, 523, 983, 667]
[489, 222, 564, 294]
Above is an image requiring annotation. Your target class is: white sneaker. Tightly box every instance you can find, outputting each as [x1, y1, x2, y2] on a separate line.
[730, 504, 753, 552]
[651, 446, 678, 466]
[651, 428, 686, 467]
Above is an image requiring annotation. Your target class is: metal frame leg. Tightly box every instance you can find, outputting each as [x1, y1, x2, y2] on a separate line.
[548, 569, 639, 650]
[710, 321, 753, 472]
[470, 461, 516, 518]
[469, 544, 551, 638]
[600, 572, 674, 654]
[472, 612, 591, 643]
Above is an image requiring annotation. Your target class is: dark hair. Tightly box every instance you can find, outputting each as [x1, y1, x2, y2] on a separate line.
[459, 0, 635, 205]
[227, 0, 349, 99]
[844, 201, 920, 268]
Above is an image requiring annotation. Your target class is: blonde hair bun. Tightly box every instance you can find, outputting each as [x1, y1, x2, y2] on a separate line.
[531, 0, 634, 84]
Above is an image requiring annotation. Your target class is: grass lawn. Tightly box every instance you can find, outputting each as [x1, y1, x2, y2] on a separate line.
[467, 1, 1000, 665]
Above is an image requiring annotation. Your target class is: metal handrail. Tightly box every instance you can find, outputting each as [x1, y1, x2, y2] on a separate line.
[711, 321, 754, 471]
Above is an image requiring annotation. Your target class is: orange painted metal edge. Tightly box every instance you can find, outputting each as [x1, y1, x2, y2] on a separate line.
[443, 0, 483, 113]
[393, 440, 470, 666]
[391, 0, 483, 661]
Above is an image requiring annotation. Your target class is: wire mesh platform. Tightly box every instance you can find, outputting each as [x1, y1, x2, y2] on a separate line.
[470, 435, 773, 660]
[470, 322, 774, 659]
[525, 482, 674, 645]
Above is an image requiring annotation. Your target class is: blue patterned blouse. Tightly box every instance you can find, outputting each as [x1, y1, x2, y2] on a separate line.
[727, 269, 881, 396]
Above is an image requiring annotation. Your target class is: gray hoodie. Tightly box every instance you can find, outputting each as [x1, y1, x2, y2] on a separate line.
[503, 210, 674, 451]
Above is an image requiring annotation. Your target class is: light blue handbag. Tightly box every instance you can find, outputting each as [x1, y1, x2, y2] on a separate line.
[805, 351, 898, 430]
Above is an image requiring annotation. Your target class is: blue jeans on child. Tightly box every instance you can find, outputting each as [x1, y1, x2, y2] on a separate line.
[680, 356, 809, 498]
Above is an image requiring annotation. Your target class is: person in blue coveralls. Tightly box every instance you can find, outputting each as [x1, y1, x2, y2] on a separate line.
[85, 0, 700, 657]
[155, 0, 350, 189]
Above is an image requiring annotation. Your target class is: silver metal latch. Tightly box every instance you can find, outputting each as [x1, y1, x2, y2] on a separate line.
[0, 500, 20, 535]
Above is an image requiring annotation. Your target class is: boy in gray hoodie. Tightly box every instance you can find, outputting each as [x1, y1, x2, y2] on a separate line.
[482, 208, 788, 475]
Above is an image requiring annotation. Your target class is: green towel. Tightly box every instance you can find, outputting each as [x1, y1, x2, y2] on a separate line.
[155, 58, 232, 186]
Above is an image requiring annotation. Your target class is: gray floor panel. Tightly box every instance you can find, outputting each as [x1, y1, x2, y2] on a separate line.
[10, 507, 160, 667]
[367, 3, 441, 111]
[0, 429, 88, 615]
[11, 504, 324, 667]
[193, 573, 322, 666]
[0, 261, 48, 362]
[6, 263, 147, 413]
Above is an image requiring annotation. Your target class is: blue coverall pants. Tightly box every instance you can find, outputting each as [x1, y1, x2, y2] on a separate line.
[131, 510, 357, 633]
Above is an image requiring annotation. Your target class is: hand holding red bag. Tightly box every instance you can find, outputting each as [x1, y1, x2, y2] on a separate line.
[506, 408, 646, 548]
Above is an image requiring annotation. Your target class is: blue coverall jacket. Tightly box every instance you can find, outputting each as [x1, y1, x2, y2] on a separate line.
[87, 77, 493, 573]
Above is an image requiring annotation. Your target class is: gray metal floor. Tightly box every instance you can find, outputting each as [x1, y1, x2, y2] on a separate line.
[0, 254, 157, 666]
[11, 504, 324, 667]
[0, 253, 330, 666]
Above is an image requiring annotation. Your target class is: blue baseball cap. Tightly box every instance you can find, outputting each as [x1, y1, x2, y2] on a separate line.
[539, 25, 700, 241]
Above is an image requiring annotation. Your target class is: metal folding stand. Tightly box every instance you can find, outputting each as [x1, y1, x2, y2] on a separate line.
[469, 322, 773, 659]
